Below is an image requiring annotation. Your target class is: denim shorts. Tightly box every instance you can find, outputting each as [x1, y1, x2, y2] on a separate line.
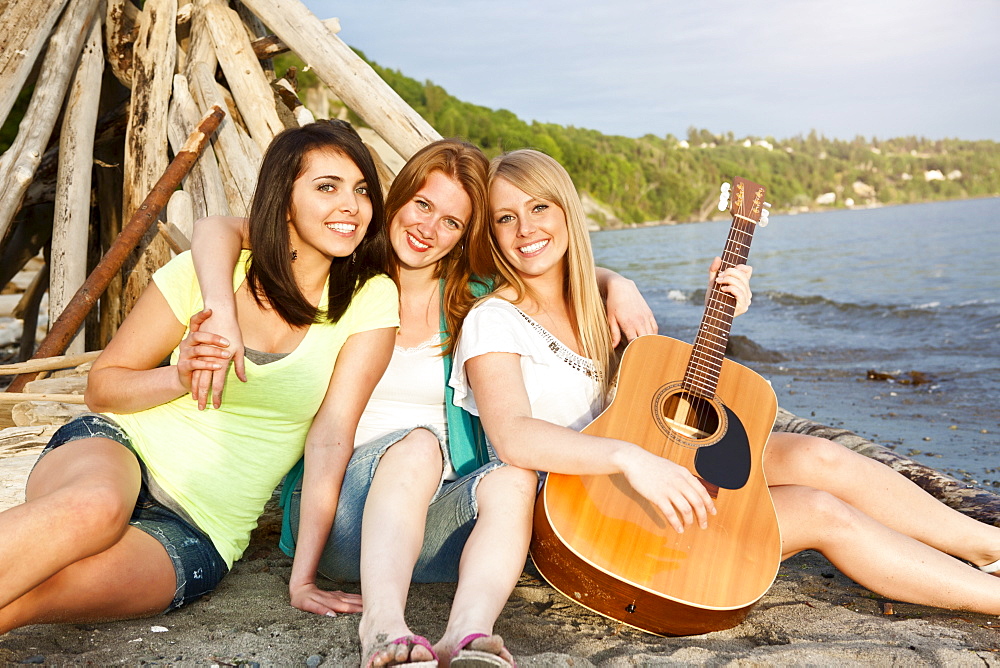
[282, 425, 507, 583]
[34, 414, 229, 611]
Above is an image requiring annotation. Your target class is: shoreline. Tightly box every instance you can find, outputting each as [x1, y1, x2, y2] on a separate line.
[588, 193, 1000, 232]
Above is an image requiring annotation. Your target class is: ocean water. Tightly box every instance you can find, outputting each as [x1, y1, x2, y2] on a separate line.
[591, 197, 1000, 490]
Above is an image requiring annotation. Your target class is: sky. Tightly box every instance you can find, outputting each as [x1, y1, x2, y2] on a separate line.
[301, 0, 999, 142]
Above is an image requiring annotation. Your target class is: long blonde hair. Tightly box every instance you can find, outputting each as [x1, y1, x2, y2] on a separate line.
[476, 149, 614, 391]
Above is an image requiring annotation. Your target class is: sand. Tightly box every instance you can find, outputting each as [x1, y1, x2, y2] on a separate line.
[1, 495, 998, 667]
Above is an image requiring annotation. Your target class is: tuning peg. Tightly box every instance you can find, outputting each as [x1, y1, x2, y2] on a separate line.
[759, 202, 771, 227]
[717, 182, 731, 211]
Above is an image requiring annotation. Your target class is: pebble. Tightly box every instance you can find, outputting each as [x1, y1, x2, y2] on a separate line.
[306, 654, 323, 667]
[20, 656, 44, 665]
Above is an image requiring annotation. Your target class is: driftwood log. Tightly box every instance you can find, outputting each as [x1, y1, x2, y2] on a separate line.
[0, 0, 72, 125]
[119, 0, 177, 319]
[0, 0, 102, 245]
[103, 0, 138, 88]
[50, 17, 104, 356]
[168, 73, 229, 219]
[188, 62, 260, 217]
[238, 0, 441, 160]
[5, 105, 225, 393]
[205, 1, 285, 152]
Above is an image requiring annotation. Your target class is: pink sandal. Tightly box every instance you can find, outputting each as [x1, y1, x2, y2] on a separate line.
[449, 633, 516, 667]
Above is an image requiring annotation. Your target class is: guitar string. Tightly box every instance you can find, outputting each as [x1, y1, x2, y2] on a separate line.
[687, 215, 756, 435]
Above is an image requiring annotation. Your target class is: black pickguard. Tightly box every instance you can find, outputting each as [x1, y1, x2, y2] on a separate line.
[694, 405, 751, 489]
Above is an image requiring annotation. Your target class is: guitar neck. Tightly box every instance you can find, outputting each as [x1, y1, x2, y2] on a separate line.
[683, 180, 766, 397]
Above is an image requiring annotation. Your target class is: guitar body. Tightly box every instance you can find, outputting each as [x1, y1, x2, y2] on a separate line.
[531, 334, 781, 636]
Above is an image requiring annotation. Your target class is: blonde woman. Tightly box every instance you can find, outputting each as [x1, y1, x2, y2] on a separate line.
[450, 149, 1000, 658]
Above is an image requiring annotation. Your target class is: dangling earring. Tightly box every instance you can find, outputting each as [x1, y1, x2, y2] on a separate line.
[291, 248, 298, 262]
[351, 251, 357, 264]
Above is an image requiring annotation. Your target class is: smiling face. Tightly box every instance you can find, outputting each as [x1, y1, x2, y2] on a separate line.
[287, 148, 373, 263]
[489, 176, 569, 283]
[389, 170, 472, 272]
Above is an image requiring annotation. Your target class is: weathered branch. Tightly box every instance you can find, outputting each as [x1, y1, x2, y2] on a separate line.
[5, 105, 225, 392]
[0, 0, 102, 245]
[238, 0, 441, 159]
[0, 393, 87, 406]
[0, 0, 71, 125]
[0, 351, 101, 376]
[250, 17, 340, 59]
[51, 17, 104, 356]
[104, 0, 139, 88]
[189, 61, 260, 217]
[205, 1, 286, 151]
[119, 0, 177, 318]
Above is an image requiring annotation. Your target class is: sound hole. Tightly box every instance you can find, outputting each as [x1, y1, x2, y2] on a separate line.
[660, 390, 720, 441]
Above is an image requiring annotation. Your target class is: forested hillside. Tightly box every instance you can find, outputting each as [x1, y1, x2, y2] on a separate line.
[320, 54, 1000, 225]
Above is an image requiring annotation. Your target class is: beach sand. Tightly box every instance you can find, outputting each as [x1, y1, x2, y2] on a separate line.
[1, 493, 998, 666]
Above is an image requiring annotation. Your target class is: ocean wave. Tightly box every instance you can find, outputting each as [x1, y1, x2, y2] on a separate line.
[756, 291, 1000, 321]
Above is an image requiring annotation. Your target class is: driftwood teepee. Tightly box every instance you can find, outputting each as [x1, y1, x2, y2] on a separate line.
[0, 0, 439, 374]
[2, 0, 999, 526]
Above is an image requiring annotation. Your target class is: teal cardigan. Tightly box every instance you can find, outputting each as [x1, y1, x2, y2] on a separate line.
[279, 278, 490, 556]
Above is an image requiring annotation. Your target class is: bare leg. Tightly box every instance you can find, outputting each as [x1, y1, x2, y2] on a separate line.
[774, 484, 1000, 614]
[358, 430, 442, 666]
[0, 527, 176, 632]
[434, 465, 537, 665]
[765, 432, 1000, 567]
[0, 438, 175, 631]
[0, 439, 142, 609]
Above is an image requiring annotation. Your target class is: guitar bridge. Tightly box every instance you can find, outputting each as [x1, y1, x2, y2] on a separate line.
[696, 477, 720, 499]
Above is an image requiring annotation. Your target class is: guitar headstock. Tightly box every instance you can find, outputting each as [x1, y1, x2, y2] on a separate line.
[718, 177, 770, 227]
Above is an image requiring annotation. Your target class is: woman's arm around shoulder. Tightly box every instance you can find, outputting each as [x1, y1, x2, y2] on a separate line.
[190, 215, 251, 408]
[596, 267, 658, 346]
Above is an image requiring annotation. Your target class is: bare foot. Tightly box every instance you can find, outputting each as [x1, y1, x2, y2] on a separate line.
[363, 633, 438, 667]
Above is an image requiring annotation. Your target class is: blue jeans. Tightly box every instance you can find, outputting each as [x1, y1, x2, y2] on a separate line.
[282, 426, 507, 583]
[34, 414, 228, 611]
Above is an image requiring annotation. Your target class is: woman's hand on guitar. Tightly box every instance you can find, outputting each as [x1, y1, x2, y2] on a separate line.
[619, 446, 717, 533]
[708, 257, 753, 317]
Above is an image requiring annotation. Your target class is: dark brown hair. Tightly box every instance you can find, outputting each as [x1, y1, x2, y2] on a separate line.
[245, 120, 391, 326]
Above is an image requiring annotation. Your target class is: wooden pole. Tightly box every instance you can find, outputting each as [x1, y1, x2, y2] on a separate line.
[205, 1, 285, 151]
[0, 0, 72, 126]
[5, 105, 226, 393]
[189, 62, 260, 217]
[250, 18, 340, 59]
[238, 0, 441, 159]
[0, 0, 102, 245]
[0, 351, 101, 377]
[51, 17, 104, 356]
[118, 0, 177, 319]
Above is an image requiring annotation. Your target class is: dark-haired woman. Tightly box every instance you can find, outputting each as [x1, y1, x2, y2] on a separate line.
[0, 121, 399, 631]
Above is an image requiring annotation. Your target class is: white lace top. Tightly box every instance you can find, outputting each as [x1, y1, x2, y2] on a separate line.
[450, 298, 604, 432]
[354, 333, 448, 449]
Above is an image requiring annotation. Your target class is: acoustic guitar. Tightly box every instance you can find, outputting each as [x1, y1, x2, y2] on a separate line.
[530, 177, 781, 636]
